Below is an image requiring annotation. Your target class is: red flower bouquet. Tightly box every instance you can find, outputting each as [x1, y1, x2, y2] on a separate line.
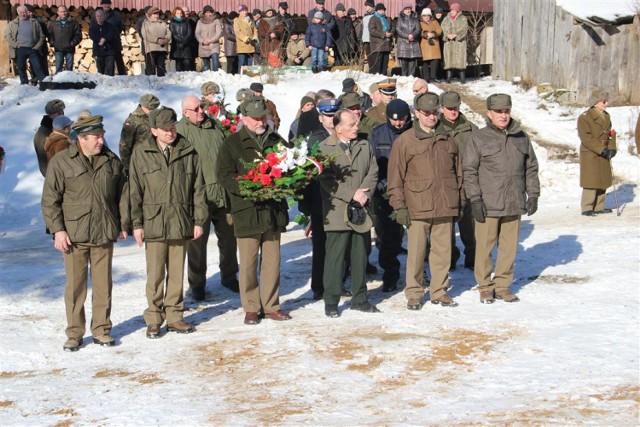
[218, 112, 242, 137]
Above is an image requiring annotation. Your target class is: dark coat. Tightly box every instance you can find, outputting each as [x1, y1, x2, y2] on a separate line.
[89, 21, 117, 57]
[333, 16, 357, 58]
[48, 18, 81, 53]
[223, 18, 237, 57]
[217, 127, 290, 237]
[169, 18, 195, 59]
[306, 8, 335, 28]
[395, 11, 421, 59]
[34, 115, 53, 177]
[369, 118, 413, 182]
[578, 107, 617, 189]
[305, 22, 332, 48]
[369, 13, 392, 53]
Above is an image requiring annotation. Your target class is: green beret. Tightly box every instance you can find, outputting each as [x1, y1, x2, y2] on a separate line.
[45, 99, 65, 115]
[149, 107, 177, 128]
[71, 115, 104, 135]
[240, 95, 269, 118]
[486, 93, 512, 110]
[414, 92, 439, 112]
[201, 82, 221, 96]
[338, 92, 361, 109]
[439, 91, 461, 109]
[139, 93, 160, 110]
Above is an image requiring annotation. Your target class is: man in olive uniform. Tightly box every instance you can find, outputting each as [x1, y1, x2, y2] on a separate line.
[34, 99, 65, 177]
[129, 107, 207, 338]
[177, 95, 239, 300]
[387, 92, 463, 310]
[118, 93, 160, 176]
[436, 91, 477, 270]
[250, 82, 281, 131]
[41, 115, 127, 351]
[464, 94, 540, 303]
[217, 96, 292, 325]
[365, 78, 398, 125]
[200, 82, 228, 119]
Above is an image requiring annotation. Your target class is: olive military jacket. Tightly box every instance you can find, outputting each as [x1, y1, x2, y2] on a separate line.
[217, 126, 289, 237]
[387, 123, 463, 219]
[41, 144, 126, 245]
[577, 107, 617, 189]
[436, 112, 478, 152]
[129, 134, 207, 241]
[118, 106, 152, 175]
[463, 119, 540, 217]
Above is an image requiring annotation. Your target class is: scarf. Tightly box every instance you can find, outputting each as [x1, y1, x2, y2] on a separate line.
[374, 12, 390, 32]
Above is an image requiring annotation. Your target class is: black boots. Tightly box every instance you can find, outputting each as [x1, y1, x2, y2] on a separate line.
[446, 70, 452, 83]
[460, 70, 466, 84]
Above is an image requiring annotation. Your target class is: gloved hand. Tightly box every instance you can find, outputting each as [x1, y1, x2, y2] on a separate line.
[394, 208, 411, 228]
[471, 199, 487, 223]
[526, 197, 538, 216]
[601, 147, 616, 159]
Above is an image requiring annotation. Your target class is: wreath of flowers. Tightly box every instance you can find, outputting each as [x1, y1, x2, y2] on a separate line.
[217, 112, 242, 137]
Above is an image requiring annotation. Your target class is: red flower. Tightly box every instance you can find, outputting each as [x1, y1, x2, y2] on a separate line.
[258, 161, 270, 174]
[246, 169, 255, 180]
[260, 174, 273, 186]
[609, 129, 616, 136]
[222, 118, 231, 127]
[230, 125, 237, 133]
[270, 167, 282, 178]
[234, 115, 242, 123]
[252, 173, 261, 183]
[209, 104, 220, 118]
[265, 152, 280, 167]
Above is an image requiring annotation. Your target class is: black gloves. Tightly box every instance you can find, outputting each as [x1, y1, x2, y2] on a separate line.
[394, 208, 411, 227]
[526, 197, 538, 216]
[601, 147, 617, 159]
[471, 199, 487, 223]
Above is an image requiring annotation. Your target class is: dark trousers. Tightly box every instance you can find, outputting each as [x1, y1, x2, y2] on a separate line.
[368, 51, 389, 76]
[324, 231, 368, 308]
[16, 47, 45, 84]
[114, 48, 127, 75]
[95, 55, 115, 76]
[310, 213, 326, 295]
[226, 56, 238, 74]
[145, 51, 167, 76]
[421, 58, 440, 81]
[374, 194, 404, 285]
[174, 58, 193, 72]
[55, 51, 74, 73]
[399, 58, 418, 77]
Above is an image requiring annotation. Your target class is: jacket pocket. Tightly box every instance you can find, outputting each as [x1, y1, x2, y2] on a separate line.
[406, 179, 434, 212]
[177, 202, 195, 237]
[142, 204, 163, 240]
[443, 177, 460, 209]
[483, 181, 505, 212]
[62, 204, 92, 242]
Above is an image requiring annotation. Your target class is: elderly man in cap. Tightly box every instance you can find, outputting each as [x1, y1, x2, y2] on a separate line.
[318, 109, 379, 317]
[370, 99, 413, 292]
[34, 99, 65, 176]
[366, 78, 397, 124]
[5, 5, 46, 85]
[129, 107, 207, 338]
[177, 95, 239, 300]
[285, 31, 311, 66]
[217, 96, 292, 325]
[338, 91, 378, 143]
[387, 92, 464, 310]
[200, 81, 228, 118]
[464, 94, 540, 303]
[250, 82, 281, 130]
[307, 0, 335, 27]
[41, 115, 128, 351]
[435, 90, 478, 270]
[578, 89, 617, 216]
[118, 93, 160, 176]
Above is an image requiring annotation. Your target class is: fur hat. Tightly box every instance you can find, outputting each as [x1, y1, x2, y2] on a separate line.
[45, 99, 65, 115]
[201, 82, 221, 95]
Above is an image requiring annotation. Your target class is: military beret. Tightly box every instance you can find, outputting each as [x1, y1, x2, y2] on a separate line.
[72, 115, 105, 135]
[236, 88, 253, 102]
[45, 99, 65, 115]
[338, 92, 361, 109]
[439, 91, 461, 109]
[139, 93, 160, 110]
[317, 98, 340, 115]
[149, 107, 177, 128]
[414, 92, 439, 112]
[278, 2, 289, 9]
[486, 93, 512, 110]
[300, 95, 315, 109]
[52, 115, 73, 130]
[335, 3, 346, 12]
[386, 99, 410, 120]
[250, 82, 264, 92]
[241, 96, 270, 118]
[588, 88, 609, 107]
[378, 78, 397, 94]
[201, 82, 221, 95]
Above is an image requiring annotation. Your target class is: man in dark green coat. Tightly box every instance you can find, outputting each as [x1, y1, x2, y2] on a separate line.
[118, 93, 160, 176]
[217, 96, 292, 325]
[177, 95, 239, 300]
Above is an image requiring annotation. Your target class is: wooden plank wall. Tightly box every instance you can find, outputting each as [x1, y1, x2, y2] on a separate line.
[0, 0, 12, 76]
[493, 0, 639, 105]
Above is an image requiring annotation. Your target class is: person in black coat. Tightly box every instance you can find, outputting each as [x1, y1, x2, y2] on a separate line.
[89, 9, 117, 75]
[169, 7, 195, 72]
[48, 6, 82, 73]
[332, 3, 357, 66]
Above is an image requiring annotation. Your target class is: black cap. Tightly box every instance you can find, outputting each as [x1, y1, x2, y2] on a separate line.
[386, 99, 410, 120]
[249, 82, 264, 92]
[364, 0, 375, 7]
[342, 78, 356, 93]
[348, 8, 357, 15]
[375, 3, 386, 11]
[278, 2, 289, 9]
[252, 8, 262, 15]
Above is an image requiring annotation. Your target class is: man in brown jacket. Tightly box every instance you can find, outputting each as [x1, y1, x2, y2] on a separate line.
[387, 92, 463, 310]
[34, 99, 66, 177]
[464, 94, 540, 303]
[41, 115, 127, 351]
[578, 89, 617, 216]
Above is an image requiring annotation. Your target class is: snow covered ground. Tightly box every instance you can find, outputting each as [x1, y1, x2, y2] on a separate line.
[0, 70, 638, 425]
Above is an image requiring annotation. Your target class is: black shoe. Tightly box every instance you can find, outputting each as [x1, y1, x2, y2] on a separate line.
[582, 210, 596, 216]
[340, 287, 352, 297]
[350, 301, 381, 313]
[595, 208, 613, 214]
[382, 282, 398, 293]
[221, 279, 240, 293]
[325, 306, 340, 318]
[464, 260, 475, 270]
[366, 263, 378, 275]
[190, 287, 205, 301]
[312, 290, 324, 300]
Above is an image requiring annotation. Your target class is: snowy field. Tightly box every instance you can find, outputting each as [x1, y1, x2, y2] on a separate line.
[0, 70, 638, 425]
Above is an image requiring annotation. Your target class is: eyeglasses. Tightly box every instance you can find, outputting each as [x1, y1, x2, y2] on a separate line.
[418, 110, 438, 116]
[413, 88, 425, 94]
[185, 105, 204, 112]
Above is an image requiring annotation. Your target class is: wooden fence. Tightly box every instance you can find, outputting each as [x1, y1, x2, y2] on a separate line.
[492, 0, 639, 105]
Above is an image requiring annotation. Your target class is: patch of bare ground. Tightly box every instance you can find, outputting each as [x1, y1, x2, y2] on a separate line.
[51, 408, 78, 416]
[532, 274, 590, 284]
[52, 421, 74, 427]
[0, 371, 36, 379]
[0, 400, 14, 407]
[94, 369, 132, 378]
[93, 369, 164, 384]
[590, 385, 640, 403]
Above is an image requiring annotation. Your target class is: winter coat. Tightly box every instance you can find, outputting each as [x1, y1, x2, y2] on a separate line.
[128, 134, 207, 241]
[365, 103, 387, 125]
[578, 107, 617, 189]
[89, 21, 117, 57]
[118, 106, 152, 176]
[222, 18, 237, 57]
[34, 115, 53, 177]
[463, 119, 540, 217]
[48, 18, 81, 53]
[387, 123, 463, 219]
[305, 22, 332, 49]
[217, 127, 290, 237]
[369, 13, 392, 53]
[141, 19, 171, 54]
[369, 118, 413, 182]
[169, 18, 195, 59]
[234, 17, 258, 54]
[441, 13, 467, 69]
[176, 116, 227, 208]
[395, 11, 421, 59]
[333, 16, 357, 58]
[436, 112, 478, 153]
[286, 37, 310, 65]
[44, 130, 71, 161]
[306, 8, 335, 28]
[105, 9, 124, 44]
[352, 17, 364, 43]
[4, 16, 45, 54]
[297, 127, 330, 215]
[419, 19, 442, 60]
[195, 16, 222, 57]
[41, 144, 126, 244]
[260, 16, 285, 58]
[318, 133, 378, 231]
[362, 13, 373, 43]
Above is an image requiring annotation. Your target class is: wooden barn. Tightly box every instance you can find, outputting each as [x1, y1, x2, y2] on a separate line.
[492, 0, 639, 105]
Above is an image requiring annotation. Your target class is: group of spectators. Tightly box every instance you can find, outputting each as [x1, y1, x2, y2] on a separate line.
[6, 0, 472, 83]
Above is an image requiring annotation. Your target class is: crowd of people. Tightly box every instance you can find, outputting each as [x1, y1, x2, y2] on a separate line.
[5, 0, 472, 83]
